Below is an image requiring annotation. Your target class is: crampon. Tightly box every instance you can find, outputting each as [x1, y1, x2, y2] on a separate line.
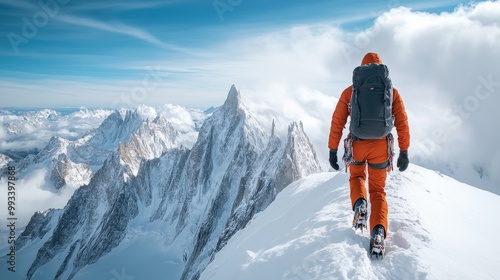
[370, 229, 385, 259]
[352, 201, 368, 232]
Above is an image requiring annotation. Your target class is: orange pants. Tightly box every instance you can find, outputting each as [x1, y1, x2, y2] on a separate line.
[349, 138, 388, 237]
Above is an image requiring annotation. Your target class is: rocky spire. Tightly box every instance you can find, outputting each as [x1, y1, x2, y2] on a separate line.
[222, 84, 242, 112]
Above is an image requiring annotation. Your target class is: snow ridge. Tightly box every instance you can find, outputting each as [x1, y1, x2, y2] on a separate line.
[201, 165, 500, 280]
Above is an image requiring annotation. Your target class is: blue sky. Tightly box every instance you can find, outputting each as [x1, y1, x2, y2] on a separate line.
[0, 0, 482, 108]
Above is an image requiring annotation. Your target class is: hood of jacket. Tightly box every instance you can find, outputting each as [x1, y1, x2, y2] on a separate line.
[361, 52, 382, 65]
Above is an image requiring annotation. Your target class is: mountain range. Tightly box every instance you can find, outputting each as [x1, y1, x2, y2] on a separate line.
[0, 85, 321, 279]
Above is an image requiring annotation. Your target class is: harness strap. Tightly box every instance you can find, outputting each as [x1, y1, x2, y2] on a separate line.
[352, 160, 365, 166]
[369, 161, 389, 169]
[343, 133, 395, 173]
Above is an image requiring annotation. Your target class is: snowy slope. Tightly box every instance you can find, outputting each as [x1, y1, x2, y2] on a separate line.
[201, 164, 500, 280]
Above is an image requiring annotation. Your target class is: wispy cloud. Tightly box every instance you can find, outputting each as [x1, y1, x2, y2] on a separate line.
[65, 0, 183, 11]
[53, 14, 191, 54]
[0, 0, 185, 12]
[0, 0, 189, 53]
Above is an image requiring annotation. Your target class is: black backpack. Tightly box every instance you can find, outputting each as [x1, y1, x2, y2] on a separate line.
[349, 63, 394, 139]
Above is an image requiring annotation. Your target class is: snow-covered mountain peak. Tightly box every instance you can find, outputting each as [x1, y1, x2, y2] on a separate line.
[44, 136, 68, 155]
[117, 115, 180, 176]
[282, 121, 321, 186]
[70, 107, 111, 119]
[288, 120, 302, 132]
[89, 109, 143, 148]
[18, 136, 69, 167]
[22, 109, 60, 127]
[222, 84, 243, 113]
[198, 85, 269, 158]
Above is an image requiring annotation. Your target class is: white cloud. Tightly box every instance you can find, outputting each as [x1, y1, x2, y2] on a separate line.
[0, 109, 111, 154]
[362, 4, 500, 186]
[0, 169, 75, 227]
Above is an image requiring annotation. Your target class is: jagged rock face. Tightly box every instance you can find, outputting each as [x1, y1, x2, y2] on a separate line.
[86, 110, 143, 149]
[50, 154, 93, 189]
[199, 121, 321, 277]
[118, 116, 179, 176]
[16, 209, 62, 249]
[15, 109, 176, 194]
[15, 110, 143, 193]
[65, 110, 144, 168]
[0, 153, 12, 168]
[276, 121, 321, 192]
[17, 136, 68, 171]
[19, 85, 322, 280]
[26, 153, 131, 280]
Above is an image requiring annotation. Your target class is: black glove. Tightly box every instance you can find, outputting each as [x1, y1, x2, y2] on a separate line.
[397, 150, 409, 172]
[329, 149, 339, 171]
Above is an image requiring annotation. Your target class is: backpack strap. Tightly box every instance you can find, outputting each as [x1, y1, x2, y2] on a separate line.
[352, 73, 361, 128]
[382, 65, 392, 128]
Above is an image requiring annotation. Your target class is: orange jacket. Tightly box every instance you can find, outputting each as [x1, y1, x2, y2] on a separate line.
[328, 53, 410, 151]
